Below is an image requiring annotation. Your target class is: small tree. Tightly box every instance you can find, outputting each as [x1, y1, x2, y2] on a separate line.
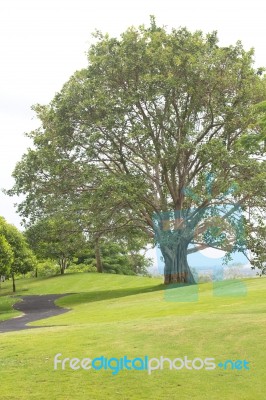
[0, 216, 36, 292]
[0, 234, 13, 281]
[25, 216, 87, 275]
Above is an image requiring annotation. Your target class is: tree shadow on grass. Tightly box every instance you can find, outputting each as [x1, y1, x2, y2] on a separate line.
[58, 284, 165, 306]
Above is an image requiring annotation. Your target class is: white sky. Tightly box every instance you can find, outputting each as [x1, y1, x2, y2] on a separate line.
[1, 0, 266, 228]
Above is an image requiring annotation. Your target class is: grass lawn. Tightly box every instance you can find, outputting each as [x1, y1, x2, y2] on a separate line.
[0, 273, 265, 399]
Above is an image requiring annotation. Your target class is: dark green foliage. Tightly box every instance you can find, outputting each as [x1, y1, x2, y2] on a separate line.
[74, 241, 151, 276]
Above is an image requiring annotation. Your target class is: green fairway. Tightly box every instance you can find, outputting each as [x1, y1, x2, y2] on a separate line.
[0, 273, 265, 399]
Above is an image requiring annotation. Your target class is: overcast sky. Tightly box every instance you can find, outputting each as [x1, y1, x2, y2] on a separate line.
[1, 0, 266, 228]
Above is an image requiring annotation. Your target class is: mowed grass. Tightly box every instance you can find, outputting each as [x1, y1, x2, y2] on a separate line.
[0, 295, 21, 321]
[0, 273, 265, 400]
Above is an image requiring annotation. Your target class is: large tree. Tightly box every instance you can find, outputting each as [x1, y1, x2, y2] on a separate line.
[9, 19, 266, 284]
[241, 100, 266, 275]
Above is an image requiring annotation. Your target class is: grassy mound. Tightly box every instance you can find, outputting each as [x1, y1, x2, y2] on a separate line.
[0, 273, 265, 399]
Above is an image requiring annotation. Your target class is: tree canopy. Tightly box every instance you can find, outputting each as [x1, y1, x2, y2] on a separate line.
[9, 19, 266, 284]
[0, 233, 13, 276]
[25, 216, 88, 275]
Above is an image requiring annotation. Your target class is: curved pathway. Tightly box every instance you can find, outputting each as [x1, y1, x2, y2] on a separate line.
[0, 294, 71, 333]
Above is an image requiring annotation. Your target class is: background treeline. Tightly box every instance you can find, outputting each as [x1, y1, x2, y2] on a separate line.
[0, 214, 152, 292]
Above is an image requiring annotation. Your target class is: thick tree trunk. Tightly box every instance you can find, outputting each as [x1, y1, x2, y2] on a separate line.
[161, 240, 195, 285]
[95, 236, 103, 273]
[12, 273, 16, 292]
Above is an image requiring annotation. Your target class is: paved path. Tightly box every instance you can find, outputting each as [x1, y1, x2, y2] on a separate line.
[0, 294, 71, 333]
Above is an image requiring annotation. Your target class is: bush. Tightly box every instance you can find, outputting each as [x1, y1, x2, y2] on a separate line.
[66, 263, 97, 274]
[28, 260, 59, 278]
